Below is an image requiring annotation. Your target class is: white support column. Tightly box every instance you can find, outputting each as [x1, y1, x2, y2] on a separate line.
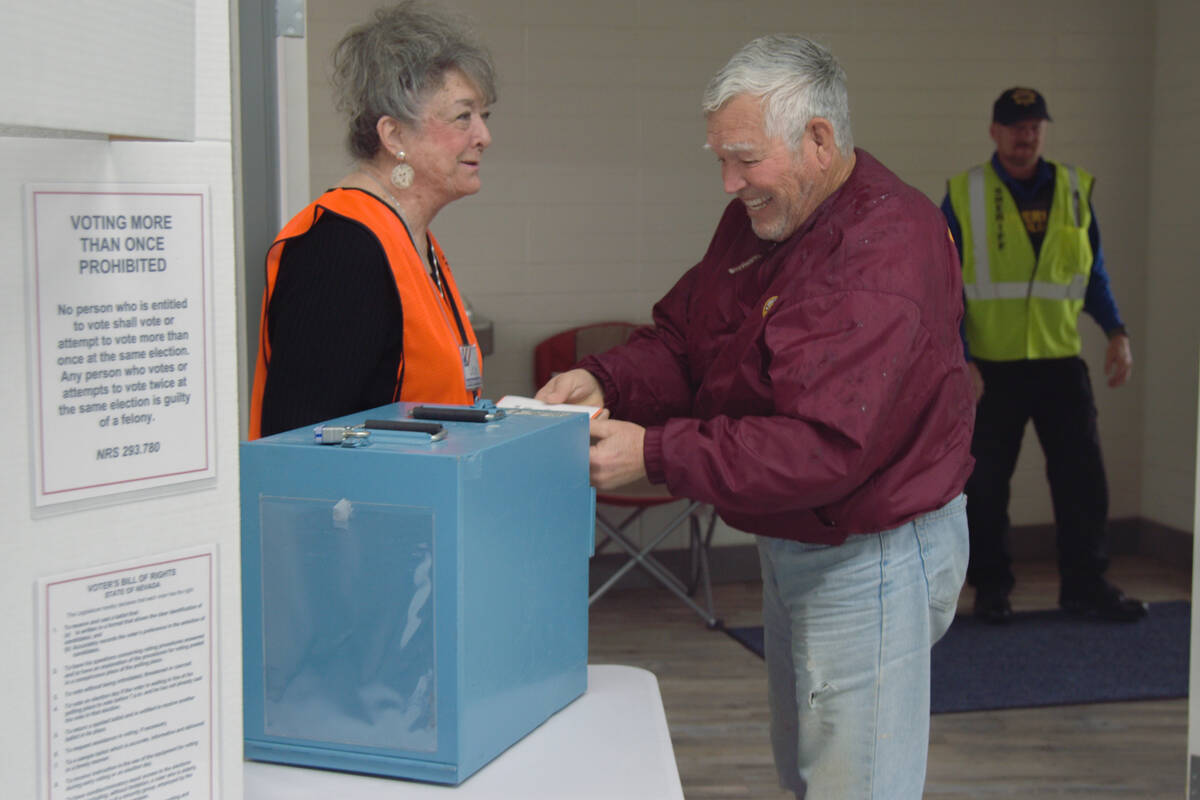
[275, 0, 311, 224]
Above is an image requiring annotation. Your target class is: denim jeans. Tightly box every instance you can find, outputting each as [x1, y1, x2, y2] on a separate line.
[757, 494, 968, 799]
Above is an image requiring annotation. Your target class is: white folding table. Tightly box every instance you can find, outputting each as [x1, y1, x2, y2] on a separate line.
[243, 664, 683, 799]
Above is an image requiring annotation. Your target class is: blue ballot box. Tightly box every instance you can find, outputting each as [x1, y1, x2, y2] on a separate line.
[240, 402, 594, 784]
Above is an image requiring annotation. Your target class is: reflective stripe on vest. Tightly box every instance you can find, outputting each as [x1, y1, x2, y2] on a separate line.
[962, 165, 1087, 303]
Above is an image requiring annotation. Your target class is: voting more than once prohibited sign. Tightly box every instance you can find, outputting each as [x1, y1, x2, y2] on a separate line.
[26, 184, 216, 509]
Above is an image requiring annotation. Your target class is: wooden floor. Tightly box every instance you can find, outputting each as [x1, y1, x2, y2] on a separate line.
[587, 554, 1193, 799]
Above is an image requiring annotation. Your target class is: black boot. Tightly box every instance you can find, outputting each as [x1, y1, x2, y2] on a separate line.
[973, 586, 1013, 624]
[1060, 579, 1148, 622]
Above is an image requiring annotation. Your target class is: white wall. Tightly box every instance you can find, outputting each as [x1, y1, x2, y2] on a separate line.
[1162, 0, 1200, 778]
[0, 2, 243, 799]
[302, 0, 1194, 544]
[1146, 0, 1200, 534]
[0, 0, 197, 141]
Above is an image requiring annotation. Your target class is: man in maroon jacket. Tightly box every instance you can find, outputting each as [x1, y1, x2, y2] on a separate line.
[537, 35, 974, 798]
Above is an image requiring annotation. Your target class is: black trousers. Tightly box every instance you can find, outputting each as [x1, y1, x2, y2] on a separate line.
[965, 356, 1110, 595]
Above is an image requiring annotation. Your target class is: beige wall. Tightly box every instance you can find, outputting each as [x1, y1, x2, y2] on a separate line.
[304, 0, 1195, 542]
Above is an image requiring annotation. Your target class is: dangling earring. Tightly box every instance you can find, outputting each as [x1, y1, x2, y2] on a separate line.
[391, 150, 414, 189]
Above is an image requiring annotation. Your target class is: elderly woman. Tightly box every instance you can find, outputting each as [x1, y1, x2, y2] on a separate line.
[249, 1, 495, 438]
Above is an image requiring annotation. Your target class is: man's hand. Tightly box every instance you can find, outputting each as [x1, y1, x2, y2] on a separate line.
[588, 418, 647, 490]
[1105, 334, 1133, 388]
[967, 361, 984, 403]
[535, 368, 605, 408]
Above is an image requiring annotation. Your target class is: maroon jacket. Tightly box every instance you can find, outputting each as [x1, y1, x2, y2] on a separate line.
[580, 150, 975, 544]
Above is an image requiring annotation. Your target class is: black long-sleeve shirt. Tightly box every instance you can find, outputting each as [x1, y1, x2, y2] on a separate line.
[259, 212, 404, 437]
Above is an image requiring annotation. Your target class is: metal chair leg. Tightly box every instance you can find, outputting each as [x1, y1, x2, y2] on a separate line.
[590, 501, 720, 628]
[590, 502, 697, 604]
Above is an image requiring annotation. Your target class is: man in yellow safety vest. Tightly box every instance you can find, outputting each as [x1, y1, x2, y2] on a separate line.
[942, 87, 1144, 625]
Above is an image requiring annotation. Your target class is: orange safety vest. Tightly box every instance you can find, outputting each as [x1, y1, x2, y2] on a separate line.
[248, 189, 480, 439]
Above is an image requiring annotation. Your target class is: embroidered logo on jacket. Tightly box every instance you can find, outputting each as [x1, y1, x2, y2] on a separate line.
[762, 296, 779, 317]
[728, 254, 762, 275]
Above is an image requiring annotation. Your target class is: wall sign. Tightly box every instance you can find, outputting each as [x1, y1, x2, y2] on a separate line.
[26, 185, 215, 508]
[37, 547, 217, 800]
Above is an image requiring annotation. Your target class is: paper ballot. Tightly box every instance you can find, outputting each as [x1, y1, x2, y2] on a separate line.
[496, 396, 604, 418]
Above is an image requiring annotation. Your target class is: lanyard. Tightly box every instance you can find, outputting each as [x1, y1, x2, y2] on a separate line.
[427, 240, 470, 347]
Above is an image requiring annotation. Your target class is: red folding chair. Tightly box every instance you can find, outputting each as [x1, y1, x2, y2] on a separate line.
[534, 323, 720, 627]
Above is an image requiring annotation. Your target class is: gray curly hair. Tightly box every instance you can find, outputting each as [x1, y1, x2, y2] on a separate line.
[332, 1, 497, 159]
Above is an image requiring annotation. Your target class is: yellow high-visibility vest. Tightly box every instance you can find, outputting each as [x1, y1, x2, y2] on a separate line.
[948, 160, 1094, 360]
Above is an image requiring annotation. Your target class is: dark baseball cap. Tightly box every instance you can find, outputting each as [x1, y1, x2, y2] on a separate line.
[992, 87, 1052, 125]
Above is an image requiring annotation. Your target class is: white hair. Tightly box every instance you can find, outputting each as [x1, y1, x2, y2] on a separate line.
[702, 35, 853, 154]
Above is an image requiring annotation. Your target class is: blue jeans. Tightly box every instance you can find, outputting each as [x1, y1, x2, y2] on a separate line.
[757, 494, 968, 799]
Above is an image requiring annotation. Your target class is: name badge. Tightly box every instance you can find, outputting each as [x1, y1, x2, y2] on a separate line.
[460, 343, 482, 391]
